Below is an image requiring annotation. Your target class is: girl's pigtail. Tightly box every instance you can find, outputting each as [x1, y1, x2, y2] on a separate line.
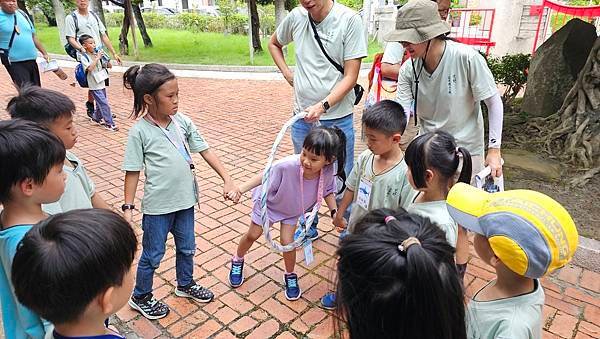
[123, 65, 140, 90]
[123, 65, 143, 119]
[456, 147, 472, 184]
[331, 127, 347, 193]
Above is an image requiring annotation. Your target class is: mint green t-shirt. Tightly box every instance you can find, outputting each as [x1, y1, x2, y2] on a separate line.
[346, 149, 416, 232]
[467, 279, 545, 339]
[407, 199, 457, 247]
[122, 113, 209, 215]
[42, 150, 95, 215]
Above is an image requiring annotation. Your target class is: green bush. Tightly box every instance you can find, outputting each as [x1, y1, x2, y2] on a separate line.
[105, 13, 124, 27]
[469, 13, 481, 26]
[141, 12, 168, 29]
[487, 53, 531, 105]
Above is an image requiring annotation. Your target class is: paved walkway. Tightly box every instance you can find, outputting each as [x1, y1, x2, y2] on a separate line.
[0, 70, 598, 339]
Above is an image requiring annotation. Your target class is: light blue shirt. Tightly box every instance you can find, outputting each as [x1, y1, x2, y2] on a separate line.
[0, 10, 37, 62]
[0, 224, 49, 339]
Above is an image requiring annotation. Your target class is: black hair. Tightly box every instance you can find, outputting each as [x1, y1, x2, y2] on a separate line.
[123, 63, 176, 119]
[362, 100, 407, 135]
[335, 208, 466, 339]
[12, 209, 138, 324]
[0, 119, 65, 203]
[405, 130, 472, 191]
[6, 85, 76, 125]
[302, 126, 347, 193]
[78, 34, 93, 45]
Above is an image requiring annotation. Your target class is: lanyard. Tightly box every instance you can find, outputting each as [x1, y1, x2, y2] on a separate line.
[145, 114, 200, 208]
[298, 164, 325, 225]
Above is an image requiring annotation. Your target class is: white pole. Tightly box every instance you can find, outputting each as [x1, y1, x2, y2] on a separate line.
[362, 0, 371, 42]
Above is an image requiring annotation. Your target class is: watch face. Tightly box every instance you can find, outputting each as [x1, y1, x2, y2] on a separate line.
[323, 101, 330, 110]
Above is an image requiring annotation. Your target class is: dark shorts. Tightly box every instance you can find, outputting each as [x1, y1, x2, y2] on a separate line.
[4, 59, 41, 88]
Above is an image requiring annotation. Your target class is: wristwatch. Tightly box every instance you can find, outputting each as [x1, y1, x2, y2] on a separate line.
[330, 208, 337, 218]
[321, 100, 330, 112]
[121, 204, 135, 212]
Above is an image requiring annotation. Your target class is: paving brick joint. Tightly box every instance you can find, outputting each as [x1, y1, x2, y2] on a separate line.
[0, 71, 598, 339]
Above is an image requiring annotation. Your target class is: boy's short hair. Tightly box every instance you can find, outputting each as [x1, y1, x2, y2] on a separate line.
[0, 119, 65, 203]
[78, 34, 94, 45]
[447, 183, 579, 279]
[362, 100, 407, 136]
[12, 209, 138, 325]
[7, 85, 76, 125]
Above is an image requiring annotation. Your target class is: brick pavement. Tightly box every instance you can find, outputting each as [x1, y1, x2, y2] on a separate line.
[0, 70, 598, 339]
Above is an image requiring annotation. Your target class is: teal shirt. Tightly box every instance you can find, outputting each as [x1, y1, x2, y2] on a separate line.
[346, 149, 416, 232]
[0, 10, 37, 62]
[0, 225, 49, 339]
[467, 279, 544, 339]
[42, 151, 95, 215]
[407, 199, 458, 247]
[122, 113, 209, 215]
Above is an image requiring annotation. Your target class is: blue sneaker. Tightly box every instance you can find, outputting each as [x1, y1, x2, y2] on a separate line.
[320, 291, 336, 310]
[284, 273, 301, 300]
[229, 258, 244, 288]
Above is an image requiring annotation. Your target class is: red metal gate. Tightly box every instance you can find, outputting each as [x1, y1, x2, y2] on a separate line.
[447, 8, 496, 55]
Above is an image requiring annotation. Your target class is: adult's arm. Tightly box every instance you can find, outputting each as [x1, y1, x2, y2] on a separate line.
[380, 62, 400, 81]
[304, 58, 362, 122]
[268, 34, 294, 86]
[100, 33, 121, 64]
[483, 93, 503, 177]
[32, 34, 49, 61]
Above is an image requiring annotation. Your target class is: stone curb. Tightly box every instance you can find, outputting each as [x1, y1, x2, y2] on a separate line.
[48, 53, 373, 73]
[574, 235, 600, 273]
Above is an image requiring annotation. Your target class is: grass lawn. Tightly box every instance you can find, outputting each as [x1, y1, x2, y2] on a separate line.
[36, 24, 382, 66]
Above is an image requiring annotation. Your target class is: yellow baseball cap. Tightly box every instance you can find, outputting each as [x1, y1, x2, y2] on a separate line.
[446, 183, 578, 279]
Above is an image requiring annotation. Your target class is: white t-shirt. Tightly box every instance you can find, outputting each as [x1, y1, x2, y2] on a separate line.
[396, 40, 498, 156]
[276, 3, 367, 120]
[80, 52, 107, 90]
[381, 42, 404, 65]
[65, 11, 107, 48]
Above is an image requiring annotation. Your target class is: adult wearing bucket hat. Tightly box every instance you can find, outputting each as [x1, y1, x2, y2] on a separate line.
[447, 183, 578, 339]
[386, 0, 504, 179]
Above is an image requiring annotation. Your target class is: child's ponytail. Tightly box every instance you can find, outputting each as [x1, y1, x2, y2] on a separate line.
[456, 147, 472, 184]
[331, 126, 347, 192]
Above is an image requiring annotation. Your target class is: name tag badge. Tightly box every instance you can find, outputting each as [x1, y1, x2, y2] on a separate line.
[356, 176, 372, 210]
[93, 69, 109, 83]
[303, 240, 314, 266]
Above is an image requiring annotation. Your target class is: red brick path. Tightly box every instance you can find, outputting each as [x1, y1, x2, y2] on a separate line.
[0, 70, 598, 339]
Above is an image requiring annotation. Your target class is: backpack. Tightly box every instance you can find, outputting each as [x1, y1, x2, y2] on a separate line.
[64, 11, 101, 60]
[75, 54, 89, 88]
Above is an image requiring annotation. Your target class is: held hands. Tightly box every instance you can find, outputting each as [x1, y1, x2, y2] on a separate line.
[304, 102, 325, 123]
[332, 213, 347, 233]
[486, 148, 503, 178]
[223, 180, 241, 203]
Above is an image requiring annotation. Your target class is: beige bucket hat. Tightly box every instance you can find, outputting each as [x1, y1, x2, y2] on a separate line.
[384, 0, 451, 44]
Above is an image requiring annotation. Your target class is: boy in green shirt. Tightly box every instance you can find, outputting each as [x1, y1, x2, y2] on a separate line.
[447, 183, 579, 339]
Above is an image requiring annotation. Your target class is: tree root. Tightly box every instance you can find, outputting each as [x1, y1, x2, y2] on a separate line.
[569, 167, 600, 187]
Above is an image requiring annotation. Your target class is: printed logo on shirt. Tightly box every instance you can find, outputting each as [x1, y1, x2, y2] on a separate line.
[447, 74, 457, 95]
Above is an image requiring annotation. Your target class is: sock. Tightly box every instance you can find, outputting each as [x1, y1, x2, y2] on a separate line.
[233, 255, 244, 261]
[284, 271, 295, 276]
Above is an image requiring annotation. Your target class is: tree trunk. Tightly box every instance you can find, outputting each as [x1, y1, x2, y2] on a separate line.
[50, 0, 67, 45]
[132, 4, 153, 47]
[249, 0, 262, 52]
[44, 13, 57, 27]
[119, 3, 131, 55]
[89, 0, 107, 28]
[528, 37, 600, 186]
[274, 0, 286, 28]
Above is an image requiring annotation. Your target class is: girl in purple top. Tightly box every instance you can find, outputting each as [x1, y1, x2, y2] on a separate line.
[228, 127, 346, 300]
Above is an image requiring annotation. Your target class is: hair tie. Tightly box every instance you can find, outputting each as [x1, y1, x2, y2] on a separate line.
[398, 237, 421, 252]
[384, 216, 396, 224]
[455, 147, 461, 157]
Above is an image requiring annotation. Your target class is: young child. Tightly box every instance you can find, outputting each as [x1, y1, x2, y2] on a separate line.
[122, 63, 238, 319]
[447, 183, 579, 339]
[323, 99, 415, 309]
[334, 208, 466, 338]
[79, 34, 118, 131]
[228, 126, 345, 301]
[12, 209, 137, 339]
[7, 85, 111, 214]
[0, 119, 66, 338]
[405, 130, 472, 249]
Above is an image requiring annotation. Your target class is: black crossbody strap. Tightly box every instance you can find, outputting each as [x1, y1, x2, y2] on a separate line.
[308, 15, 344, 75]
[7, 14, 17, 50]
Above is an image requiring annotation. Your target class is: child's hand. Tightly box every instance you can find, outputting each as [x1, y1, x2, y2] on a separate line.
[123, 209, 133, 223]
[226, 190, 242, 203]
[223, 180, 239, 201]
[332, 214, 347, 232]
[107, 61, 112, 68]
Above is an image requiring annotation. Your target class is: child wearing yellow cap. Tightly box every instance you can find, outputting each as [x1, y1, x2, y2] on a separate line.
[446, 183, 578, 339]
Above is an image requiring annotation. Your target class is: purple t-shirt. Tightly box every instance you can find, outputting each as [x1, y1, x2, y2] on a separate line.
[251, 154, 335, 225]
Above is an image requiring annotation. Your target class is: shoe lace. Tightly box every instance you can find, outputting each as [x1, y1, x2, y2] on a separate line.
[286, 276, 298, 289]
[231, 263, 243, 275]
